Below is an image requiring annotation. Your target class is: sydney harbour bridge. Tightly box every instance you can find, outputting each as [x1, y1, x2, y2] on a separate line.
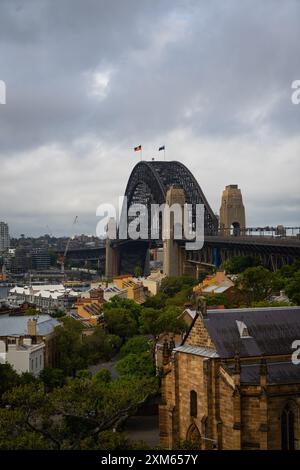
[58, 160, 300, 277]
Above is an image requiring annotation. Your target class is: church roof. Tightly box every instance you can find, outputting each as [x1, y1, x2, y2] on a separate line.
[202, 306, 300, 358]
[226, 361, 300, 385]
[174, 344, 219, 358]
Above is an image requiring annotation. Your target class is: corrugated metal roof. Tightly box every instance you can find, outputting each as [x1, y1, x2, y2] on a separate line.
[174, 344, 219, 358]
[0, 315, 60, 337]
[202, 285, 217, 293]
[214, 285, 230, 294]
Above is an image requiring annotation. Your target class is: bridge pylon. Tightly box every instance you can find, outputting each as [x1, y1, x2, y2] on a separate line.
[105, 218, 119, 278]
[220, 184, 246, 236]
[163, 186, 186, 277]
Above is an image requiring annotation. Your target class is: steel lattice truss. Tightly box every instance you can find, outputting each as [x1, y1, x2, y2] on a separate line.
[123, 161, 218, 236]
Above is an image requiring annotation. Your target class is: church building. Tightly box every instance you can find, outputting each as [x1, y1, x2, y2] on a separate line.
[159, 305, 300, 450]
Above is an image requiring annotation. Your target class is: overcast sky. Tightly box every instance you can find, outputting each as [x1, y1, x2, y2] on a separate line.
[0, 0, 299, 237]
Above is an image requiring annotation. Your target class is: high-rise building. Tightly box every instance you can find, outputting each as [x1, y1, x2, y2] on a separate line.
[32, 248, 51, 271]
[0, 221, 10, 252]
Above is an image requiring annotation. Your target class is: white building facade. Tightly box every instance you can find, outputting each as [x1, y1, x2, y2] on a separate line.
[9, 284, 78, 313]
[0, 338, 45, 377]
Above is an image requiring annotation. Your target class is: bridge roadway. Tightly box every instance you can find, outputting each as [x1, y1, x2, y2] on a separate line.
[202, 235, 300, 248]
[54, 235, 300, 273]
[57, 235, 300, 258]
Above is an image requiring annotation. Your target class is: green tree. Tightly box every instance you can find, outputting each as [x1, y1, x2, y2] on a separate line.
[237, 266, 275, 305]
[222, 255, 261, 274]
[116, 352, 155, 377]
[160, 276, 197, 297]
[134, 265, 142, 277]
[50, 375, 158, 448]
[93, 369, 112, 384]
[104, 308, 138, 340]
[285, 271, 300, 305]
[76, 369, 92, 380]
[83, 326, 121, 364]
[25, 306, 39, 316]
[165, 286, 193, 307]
[0, 383, 60, 449]
[0, 363, 20, 398]
[39, 368, 65, 390]
[205, 293, 230, 308]
[140, 305, 185, 358]
[104, 297, 142, 322]
[51, 309, 66, 319]
[55, 317, 87, 376]
[120, 336, 151, 358]
[140, 306, 184, 338]
[143, 292, 168, 309]
[0, 376, 158, 450]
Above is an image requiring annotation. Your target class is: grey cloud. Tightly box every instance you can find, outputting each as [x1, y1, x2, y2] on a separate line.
[0, 0, 299, 235]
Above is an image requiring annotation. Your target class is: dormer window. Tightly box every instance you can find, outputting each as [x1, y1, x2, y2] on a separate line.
[236, 320, 251, 338]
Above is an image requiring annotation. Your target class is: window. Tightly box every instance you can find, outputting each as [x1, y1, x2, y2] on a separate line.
[281, 404, 295, 450]
[40, 355, 42, 366]
[35, 357, 38, 369]
[236, 320, 252, 338]
[186, 423, 201, 448]
[190, 390, 198, 418]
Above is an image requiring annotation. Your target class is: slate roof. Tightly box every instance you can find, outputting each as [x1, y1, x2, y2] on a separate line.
[226, 361, 300, 385]
[202, 306, 300, 358]
[0, 314, 60, 337]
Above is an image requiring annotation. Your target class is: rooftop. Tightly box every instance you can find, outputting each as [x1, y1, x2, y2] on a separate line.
[0, 314, 60, 337]
[202, 306, 300, 358]
[225, 360, 300, 385]
[10, 285, 78, 299]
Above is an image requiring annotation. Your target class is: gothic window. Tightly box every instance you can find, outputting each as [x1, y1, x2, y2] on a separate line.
[281, 404, 295, 450]
[186, 423, 201, 449]
[190, 390, 197, 418]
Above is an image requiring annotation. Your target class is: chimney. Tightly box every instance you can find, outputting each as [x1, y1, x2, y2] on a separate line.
[196, 295, 207, 318]
[27, 318, 37, 336]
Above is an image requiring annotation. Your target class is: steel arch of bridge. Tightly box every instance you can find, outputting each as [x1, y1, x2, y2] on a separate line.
[123, 161, 218, 235]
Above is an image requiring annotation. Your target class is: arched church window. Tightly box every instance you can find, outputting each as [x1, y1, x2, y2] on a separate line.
[281, 404, 295, 450]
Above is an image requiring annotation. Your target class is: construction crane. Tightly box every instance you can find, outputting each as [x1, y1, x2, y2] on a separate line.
[46, 225, 53, 237]
[59, 216, 78, 274]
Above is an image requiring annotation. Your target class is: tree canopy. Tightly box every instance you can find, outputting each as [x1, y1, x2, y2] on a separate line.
[0, 376, 158, 450]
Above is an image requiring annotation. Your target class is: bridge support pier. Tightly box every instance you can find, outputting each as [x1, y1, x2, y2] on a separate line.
[163, 187, 186, 277]
[105, 239, 119, 279]
[144, 248, 151, 277]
